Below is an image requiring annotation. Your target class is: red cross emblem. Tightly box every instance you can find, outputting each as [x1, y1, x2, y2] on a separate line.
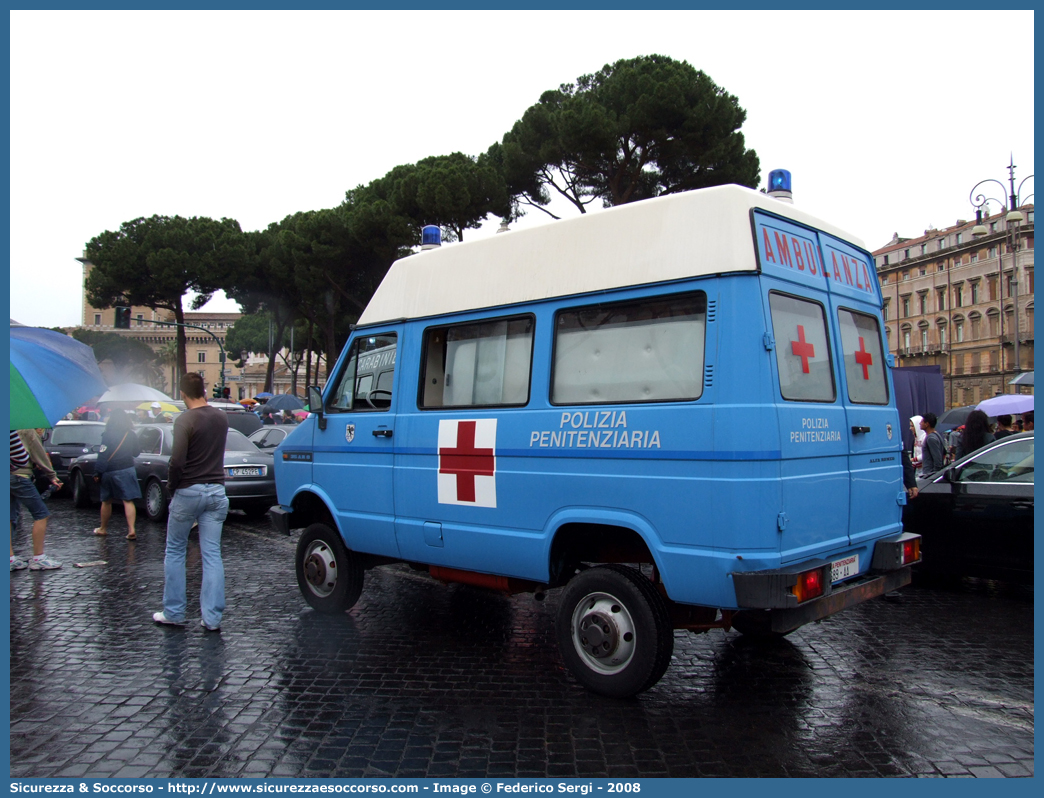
[438, 419, 497, 507]
[854, 336, 873, 380]
[791, 325, 816, 374]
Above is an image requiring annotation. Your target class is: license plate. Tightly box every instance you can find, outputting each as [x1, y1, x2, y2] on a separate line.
[830, 554, 859, 583]
[228, 467, 263, 477]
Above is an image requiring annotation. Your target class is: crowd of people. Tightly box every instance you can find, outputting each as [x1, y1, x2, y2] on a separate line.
[903, 409, 1033, 498]
[11, 374, 232, 632]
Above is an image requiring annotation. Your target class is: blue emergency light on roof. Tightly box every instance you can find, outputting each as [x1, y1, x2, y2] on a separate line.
[767, 169, 793, 204]
[769, 169, 791, 193]
[421, 225, 442, 250]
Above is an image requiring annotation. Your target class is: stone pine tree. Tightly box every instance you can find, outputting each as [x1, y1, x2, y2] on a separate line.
[84, 215, 249, 380]
[490, 54, 761, 219]
[353, 153, 510, 242]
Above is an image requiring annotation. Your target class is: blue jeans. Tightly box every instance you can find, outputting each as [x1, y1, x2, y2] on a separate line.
[11, 473, 49, 527]
[163, 484, 229, 628]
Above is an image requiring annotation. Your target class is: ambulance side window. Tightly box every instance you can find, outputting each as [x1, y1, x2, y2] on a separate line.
[837, 308, 888, 404]
[421, 316, 534, 408]
[327, 335, 397, 413]
[551, 292, 706, 405]
[769, 292, 836, 402]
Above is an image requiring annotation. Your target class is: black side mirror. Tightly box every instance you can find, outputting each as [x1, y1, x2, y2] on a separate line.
[307, 386, 326, 431]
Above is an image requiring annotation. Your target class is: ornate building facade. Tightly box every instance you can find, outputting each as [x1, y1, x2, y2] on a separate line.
[872, 207, 1034, 409]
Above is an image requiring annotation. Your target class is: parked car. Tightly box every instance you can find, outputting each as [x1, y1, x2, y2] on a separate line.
[248, 425, 306, 451]
[68, 425, 275, 521]
[903, 431, 1033, 584]
[40, 421, 106, 486]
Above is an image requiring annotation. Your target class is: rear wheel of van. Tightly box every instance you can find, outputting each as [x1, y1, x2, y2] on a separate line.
[296, 523, 363, 614]
[556, 564, 674, 698]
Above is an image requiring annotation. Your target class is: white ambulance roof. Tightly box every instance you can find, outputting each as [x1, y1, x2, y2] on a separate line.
[358, 184, 866, 326]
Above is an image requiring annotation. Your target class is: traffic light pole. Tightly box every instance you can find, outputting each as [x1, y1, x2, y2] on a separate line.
[138, 318, 229, 396]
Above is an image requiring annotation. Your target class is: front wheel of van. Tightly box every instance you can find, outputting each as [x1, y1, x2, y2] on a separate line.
[556, 564, 674, 698]
[296, 523, 364, 614]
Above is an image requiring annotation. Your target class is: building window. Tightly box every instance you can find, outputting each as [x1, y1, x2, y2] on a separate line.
[921, 244, 927, 255]
[136, 314, 143, 326]
[903, 330, 911, 350]
[956, 232, 963, 244]
[938, 262, 945, 272]
[971, 283, 980, 304]
[1028, 269, 1034, 293]
[954, 286, 963, 308]
[882, 255, 889, 266]
[938, 237, 947, 250]
[921, 329, 928, 350]
[988, 276, 998, 301]
[902, 271, 910, 281]
[970, 251, 978, 263]
[919, 294, 927, 315]
[197, 352, 206, 364]
[937, 289, 946, 311]
[956, 322, 964, 343]
[1027, 210, 1034, 224]
[990, 222, 997, 233]
[882, 302, 889, 321]
[970, 316, 981, 340]
[919, 266, 927, 276]
[902, 297, 910, 318]
[904, 249, 910, 259]
[939, 327, 947, 348]
[988, 246, 997, 259]
[94, 313, 101, 326]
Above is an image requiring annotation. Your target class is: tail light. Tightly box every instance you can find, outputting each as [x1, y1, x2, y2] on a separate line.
[791, 567, 825, 603]
[902, 537, 921, 565]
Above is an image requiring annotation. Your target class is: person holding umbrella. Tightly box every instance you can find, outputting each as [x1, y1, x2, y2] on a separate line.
[92, 410, 142, 540]
[10, 428, 62, 570]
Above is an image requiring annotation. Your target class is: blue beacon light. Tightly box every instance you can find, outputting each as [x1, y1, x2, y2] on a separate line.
[767, 169, 793, 203]
[421, 225, 442, 250]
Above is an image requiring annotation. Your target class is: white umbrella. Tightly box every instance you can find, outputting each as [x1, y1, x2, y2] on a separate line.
[97, 383, 173, 403]
[1009, 371, 1034, 386]
[976, 394, 1034, 416]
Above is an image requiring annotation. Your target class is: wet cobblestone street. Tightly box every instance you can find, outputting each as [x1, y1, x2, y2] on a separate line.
[9, 499, 1034, 778]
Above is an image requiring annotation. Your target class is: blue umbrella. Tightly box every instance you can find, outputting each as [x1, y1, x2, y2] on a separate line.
[260, 394, 304, 413]
[10, 325, 107, 430]
[255, 392, 274, 399]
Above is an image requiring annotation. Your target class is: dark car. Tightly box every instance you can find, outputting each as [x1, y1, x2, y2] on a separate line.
[903, 431, 1033, 584]
[40, 421, 106, 486]
[248, 424, 305, 451]
[68, 425, 275, 521]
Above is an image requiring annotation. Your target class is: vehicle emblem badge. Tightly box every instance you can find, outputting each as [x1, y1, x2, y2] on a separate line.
[345, 424, 355, 444]
[886, 423, 893, 440]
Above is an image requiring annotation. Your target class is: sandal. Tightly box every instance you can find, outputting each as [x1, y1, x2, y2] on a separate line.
[126, 533, 137, 540]
[93, 528, 107, 536]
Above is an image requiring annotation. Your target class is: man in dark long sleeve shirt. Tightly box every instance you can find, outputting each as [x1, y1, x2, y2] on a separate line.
[154, 373, 229, 631]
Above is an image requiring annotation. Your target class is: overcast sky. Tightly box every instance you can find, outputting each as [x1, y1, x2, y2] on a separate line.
[9, 9, 1035, 329]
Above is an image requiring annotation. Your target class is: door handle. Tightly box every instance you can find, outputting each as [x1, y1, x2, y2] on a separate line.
[851, 426, 871, 434]
[372, 428, 393, 438]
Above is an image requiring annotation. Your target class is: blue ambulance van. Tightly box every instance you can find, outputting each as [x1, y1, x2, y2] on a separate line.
[271, 183, 921, 697]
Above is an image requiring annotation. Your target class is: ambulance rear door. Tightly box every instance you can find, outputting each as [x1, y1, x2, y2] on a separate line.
[754, 211, 851, 562]
[819, 234, 904, 549]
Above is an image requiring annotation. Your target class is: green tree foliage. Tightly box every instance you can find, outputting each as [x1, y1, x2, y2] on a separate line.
[356, 153, 510, 242]
[71, 328, 164, 387]
[84, 215, 250, 379]
[491, 55, 760, 218]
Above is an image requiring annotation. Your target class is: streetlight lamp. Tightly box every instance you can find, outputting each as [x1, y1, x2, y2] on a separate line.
[968, 155, 1033, 393]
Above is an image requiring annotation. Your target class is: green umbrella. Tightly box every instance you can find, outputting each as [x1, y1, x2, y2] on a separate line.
[10, 324, 107, 430]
